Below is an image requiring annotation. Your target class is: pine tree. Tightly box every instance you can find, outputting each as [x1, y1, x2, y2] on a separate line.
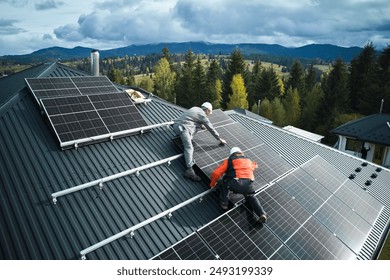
[211, 79, 223, 109]
[207, 60, 223, 105]
[176, 50, 196, 108]
[271, 97, 286, 126]
[317, 59, 350, 143]
[378, 45, 390, 113]
[259, 98, 272, 120]
[287, 60, 305, 94]
[349, 43, 381, 115]
[305, 64, 318, 92]
[283, 86, 301, 126]
[255, 67, 281, 101]
[222, 49, 248, 109]
[193, 56, 207, 105]
[300, 84, 324, 131]
[227, 74, 249, 110]
[248, 61, 262, 106]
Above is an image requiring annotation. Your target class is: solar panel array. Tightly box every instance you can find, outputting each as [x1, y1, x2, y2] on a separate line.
[163, 111, 385, 260]
[155, 156, 384, 260]
[25, 76, 149, 148]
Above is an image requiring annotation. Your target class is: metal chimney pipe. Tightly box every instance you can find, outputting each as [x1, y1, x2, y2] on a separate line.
[91, 50, 99, 76]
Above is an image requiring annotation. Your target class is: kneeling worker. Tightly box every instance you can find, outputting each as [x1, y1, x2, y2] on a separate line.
[209, 147, 267, 223]
[173, 102, 227, 181]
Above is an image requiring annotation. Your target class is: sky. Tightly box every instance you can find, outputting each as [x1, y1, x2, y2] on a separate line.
[0, 0, 389, 56]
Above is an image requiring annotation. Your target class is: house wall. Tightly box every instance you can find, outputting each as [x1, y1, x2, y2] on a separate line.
[337, 135, 390, 167]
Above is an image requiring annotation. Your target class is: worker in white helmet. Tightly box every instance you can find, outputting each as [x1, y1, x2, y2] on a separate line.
[173, 102, 227, 181]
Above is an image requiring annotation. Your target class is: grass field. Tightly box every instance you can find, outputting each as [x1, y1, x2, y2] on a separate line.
[378, 231, 390, 259]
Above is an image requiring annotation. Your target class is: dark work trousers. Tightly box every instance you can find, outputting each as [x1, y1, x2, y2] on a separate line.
[220, 178, 265, 216]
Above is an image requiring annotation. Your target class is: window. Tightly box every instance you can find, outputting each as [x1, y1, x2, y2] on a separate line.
[345, 138, 363, 153]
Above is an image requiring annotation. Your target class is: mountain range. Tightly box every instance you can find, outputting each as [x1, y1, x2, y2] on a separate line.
[0, 42, 363, 63]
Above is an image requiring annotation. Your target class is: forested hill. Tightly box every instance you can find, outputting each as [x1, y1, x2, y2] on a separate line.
[0, 42, 362, 63]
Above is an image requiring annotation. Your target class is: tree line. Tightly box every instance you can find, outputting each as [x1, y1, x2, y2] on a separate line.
[87, 43, 390, 145]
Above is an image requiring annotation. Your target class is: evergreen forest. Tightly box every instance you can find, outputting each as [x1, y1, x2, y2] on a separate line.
[66, 43, 390, 145]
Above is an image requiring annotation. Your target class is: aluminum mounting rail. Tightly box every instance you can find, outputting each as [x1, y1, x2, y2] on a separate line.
[61, 121, 174, 149]
[79, 188, 213, 260]
[51, 153, 183, 204]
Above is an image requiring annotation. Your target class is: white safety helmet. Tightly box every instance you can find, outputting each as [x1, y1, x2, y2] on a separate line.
[230, 147, 242, 155]
[201, 102, 213, 114]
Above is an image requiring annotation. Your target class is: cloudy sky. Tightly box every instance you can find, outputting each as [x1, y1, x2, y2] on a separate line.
[0, 0, 389, 56]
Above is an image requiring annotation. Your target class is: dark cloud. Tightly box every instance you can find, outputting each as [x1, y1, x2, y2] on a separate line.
[0, 18, 25, 35]
[35, 0, 64, 10]
[0, 0, 28, 7]
[50, 0, 390, 50]
[42, 33, 53, 40]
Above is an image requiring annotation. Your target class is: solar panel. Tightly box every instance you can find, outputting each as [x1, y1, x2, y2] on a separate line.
[25, 76, 119, 102]
[275, 156, 384, 255]
[335, 180, 384, 225]
[198, 208, 269, 260]
[301, 156, 384, 226]
[276, 168, 332, 213]
[89, 93, 148, 133]
[207, 109, 236, 128]
[257, 185, 356, 259]
[153, 233, 216, 260]
[285, 216, 356, 260]
[314, 196, 372, 254]
[41, 92, 149, 148]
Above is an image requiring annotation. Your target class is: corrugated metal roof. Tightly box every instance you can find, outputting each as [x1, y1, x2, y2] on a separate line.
[1, 62, 389, 260]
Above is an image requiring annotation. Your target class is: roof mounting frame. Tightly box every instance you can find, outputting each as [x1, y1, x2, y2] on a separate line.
[60, 121, 174, 150]
[51, 153, 183, 204]
[79, 188, 214, 260]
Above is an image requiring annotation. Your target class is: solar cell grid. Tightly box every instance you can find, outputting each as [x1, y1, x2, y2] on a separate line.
[257, 185, 311, 242]
[285, 217, 355, 260]
[160, 233, 216, 260]
[276, 168, 333, 213]
[198, 213, 268, 260]
[335, 180, 383, 225]
[269, 245, 298, 260]
[314, 196, 372, 254]
[26, 76, 119, 100]
[301, 156, 346, 193]
[42, 95, 95, 115]
[227, 206, 286, 258]
[26, 77, 75, 90]
[153, 248, 180, 260]
[40, 92, 148, 147]
[207, 109, 236, 128]
[49, 111, 108, 142]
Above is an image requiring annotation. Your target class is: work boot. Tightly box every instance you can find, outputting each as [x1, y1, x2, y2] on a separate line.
[259, 214, 267, 223]
[219, 202, 228, 210]
[184, 168, 201, 182]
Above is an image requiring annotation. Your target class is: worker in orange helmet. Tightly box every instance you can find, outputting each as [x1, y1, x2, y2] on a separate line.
[210, 147, 267, 223]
